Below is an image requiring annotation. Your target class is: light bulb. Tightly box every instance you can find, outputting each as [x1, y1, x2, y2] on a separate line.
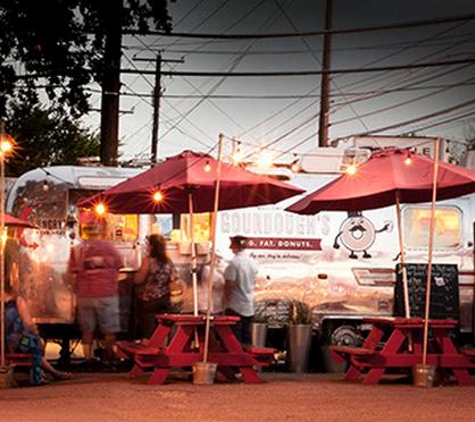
[0, 139, 12, 153]
[153, 190, 164, 202]
[256, 150, 273, 169]
[95, 203, 106, 215]
[291, 160, 300, 173]
[232, 148, 243, 165]
[346, 164, 357, 176]
[204, 160, 211, 173]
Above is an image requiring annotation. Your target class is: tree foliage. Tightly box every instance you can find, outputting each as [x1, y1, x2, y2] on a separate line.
[0, 0, 173, 117]
[5, 98, 100, 177]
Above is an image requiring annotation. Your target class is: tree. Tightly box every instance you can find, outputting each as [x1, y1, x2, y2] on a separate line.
[0, 0, 173, 163]
[5, 98, 100, 177]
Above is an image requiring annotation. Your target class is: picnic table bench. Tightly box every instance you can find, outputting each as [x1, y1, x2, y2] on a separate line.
[5, 353, 33, 368]
[116, 314, 276, 384]
[331, 317, 475, 385]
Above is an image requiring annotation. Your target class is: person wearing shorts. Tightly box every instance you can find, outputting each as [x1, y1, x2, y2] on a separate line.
[68, 225, 123, 364]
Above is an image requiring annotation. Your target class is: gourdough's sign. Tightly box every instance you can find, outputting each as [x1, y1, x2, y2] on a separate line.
[220, 210, 329, 237]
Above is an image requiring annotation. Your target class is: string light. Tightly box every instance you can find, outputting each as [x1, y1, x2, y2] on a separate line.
[95, 203, 107, 216]
[204, 160, 211, 173]
[404, 156, 412, 165]
[153, 189, 164, 202]
[346, 163, 357, 176]
[0, 138, 13, 155]
[232, 148, 244, 165]
[256, 149, 274, 169]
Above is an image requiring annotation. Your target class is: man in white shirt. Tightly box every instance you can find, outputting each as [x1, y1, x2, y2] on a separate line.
[224, 236, 258, 345]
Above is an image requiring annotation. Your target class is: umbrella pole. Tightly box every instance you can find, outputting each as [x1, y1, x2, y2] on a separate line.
[1, 150, 6, 368]
[396, 193, 410, 318]
[188, 193, 199, 317]
[203, 134, 224, 363]
[188, 192, 201, 349]
[422, 138, 440, 365]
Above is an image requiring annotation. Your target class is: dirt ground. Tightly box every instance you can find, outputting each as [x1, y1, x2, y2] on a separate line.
[1, 371, 475, 422]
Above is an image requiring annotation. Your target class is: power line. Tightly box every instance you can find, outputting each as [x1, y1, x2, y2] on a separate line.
[334, 21, 475, 95]
[120, 57, 475, 77]
[333, 62, 475, 109]
[331, 29, 475, 112]
[331, 74, 475, 127]
[122, 34, 475, 56]
[123, 13, 475, 39]
[351, 96, 475, 137]
[411, 108, 475, 133]
[123, 29, 475, 51]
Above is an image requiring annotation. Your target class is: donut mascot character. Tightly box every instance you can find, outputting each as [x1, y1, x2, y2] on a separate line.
[333, 211, 391, 259]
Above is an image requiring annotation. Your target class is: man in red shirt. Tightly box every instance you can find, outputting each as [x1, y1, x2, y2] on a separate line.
[68, 224, 123, 364]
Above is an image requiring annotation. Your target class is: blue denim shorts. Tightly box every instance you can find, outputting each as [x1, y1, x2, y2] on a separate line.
[77, 295, 120, 333]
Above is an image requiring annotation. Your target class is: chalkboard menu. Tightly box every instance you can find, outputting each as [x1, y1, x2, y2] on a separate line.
[394, 263, 460, 320]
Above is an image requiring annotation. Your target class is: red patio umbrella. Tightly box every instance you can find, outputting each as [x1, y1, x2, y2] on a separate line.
[79, 149, 304, 319]
[79, 150, 303, 214]
[286, 148, 475, 214]
[4, 213, 36, 228]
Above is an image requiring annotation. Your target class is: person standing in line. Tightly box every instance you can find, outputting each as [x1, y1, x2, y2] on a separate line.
[68, 224, 123, 365]
[134, 234, 175, 340]
[224, 235, 258, 345]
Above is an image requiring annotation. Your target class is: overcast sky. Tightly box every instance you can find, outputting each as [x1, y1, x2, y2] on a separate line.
[82, 0, 475, 163]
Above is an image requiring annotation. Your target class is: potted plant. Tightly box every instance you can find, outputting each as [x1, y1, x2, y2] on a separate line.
[251, 306, 269, 348]
[287, 300, 313, 373]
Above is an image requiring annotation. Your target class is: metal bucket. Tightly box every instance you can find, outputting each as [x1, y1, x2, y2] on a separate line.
[192, 362, 217, 385]
[287, 324, 312, 373]
[251, 323, 268, 347]
[413, 364, 436, 388]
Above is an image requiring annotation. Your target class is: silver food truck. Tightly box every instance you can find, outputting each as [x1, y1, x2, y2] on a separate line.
[6, 141, 475, 370]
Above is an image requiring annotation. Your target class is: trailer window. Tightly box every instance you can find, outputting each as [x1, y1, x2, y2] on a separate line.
[79, 210, 138, 242]
[178, 213, 210, 243]
[403, 207, 461, 249]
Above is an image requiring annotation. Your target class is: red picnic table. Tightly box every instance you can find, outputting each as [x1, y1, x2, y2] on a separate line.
[116, 314, 275, 385]
[331, 317, 475, 385]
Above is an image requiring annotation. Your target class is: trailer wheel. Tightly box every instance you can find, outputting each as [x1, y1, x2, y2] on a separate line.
[330, 325, 363, 347]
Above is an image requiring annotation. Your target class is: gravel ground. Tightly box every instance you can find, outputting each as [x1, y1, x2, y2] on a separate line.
[1, 372, 475, 422]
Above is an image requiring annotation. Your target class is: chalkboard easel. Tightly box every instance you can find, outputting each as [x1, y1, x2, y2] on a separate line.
[394, 263, 460, 320]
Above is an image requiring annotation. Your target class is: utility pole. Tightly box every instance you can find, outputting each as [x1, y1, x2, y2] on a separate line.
[151, 53, 162, 164]
[318, 0, 333, 147]
[100, 0, 123, 166]
[135, 54, 184, 164]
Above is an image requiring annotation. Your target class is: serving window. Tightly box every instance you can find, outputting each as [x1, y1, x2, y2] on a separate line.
[403, 206, 461, 249]
[79, 209, 138, 242]
[176, 213, 211, 243]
